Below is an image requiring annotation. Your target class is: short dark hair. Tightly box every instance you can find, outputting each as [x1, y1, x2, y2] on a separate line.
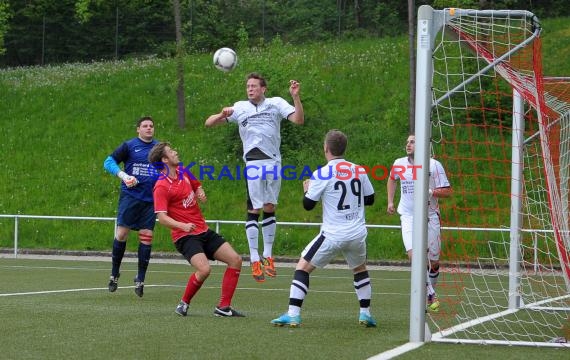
[148, 142, 171, 169]
[246, 72, 267, 87]
[137, 116, 154, 127]
[325, 129, 347, 156]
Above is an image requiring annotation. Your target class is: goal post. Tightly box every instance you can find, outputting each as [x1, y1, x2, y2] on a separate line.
[412, 5, 570, 347]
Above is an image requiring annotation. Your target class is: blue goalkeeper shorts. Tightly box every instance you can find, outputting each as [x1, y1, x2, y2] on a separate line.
[116, 192, 156, 231]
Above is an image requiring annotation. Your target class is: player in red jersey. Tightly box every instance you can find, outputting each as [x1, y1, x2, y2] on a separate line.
[149, 142, 244, 317]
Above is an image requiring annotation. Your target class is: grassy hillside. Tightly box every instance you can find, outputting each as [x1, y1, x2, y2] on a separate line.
[1, 17, 569, 259]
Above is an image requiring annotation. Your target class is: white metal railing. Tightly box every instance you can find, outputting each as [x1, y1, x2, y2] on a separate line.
[0, 214, 116, 258]
[0, 214, 402, 258]
[0, 214, 547, 265]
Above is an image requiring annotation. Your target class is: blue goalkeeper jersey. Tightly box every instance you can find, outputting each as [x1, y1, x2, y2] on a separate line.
[110, 137, 159, 203]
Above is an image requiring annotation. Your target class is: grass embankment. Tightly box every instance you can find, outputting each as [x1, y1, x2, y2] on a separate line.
[1, 17, 568, 260]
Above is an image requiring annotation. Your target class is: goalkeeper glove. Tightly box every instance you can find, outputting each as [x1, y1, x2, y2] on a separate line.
[118, 171, 139, 188]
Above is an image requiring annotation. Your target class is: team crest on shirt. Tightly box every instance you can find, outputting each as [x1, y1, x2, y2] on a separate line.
[182, 191, 196, 208]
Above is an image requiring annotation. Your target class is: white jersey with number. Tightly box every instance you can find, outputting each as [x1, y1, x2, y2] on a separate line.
[391, 156, 450, 217]
[305, 158, 375, 241]
[228, 97, 295, 162]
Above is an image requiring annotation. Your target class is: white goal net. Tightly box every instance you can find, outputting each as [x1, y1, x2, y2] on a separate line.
[413, 6, 570, 347]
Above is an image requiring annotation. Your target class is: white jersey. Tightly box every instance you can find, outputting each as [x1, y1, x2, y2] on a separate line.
[305, 158, 375, 241]
[228, 97, 295, 162]
[391, 156, 450, 217]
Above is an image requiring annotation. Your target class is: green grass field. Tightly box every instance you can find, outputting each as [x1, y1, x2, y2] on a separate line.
[0, 256, 568, 360]
[1, 14, 570, 360]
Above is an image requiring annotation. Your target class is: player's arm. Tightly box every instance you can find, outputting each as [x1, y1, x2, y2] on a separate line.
[156, 212, 196, 233]
[303, 196, 317, 211]
[103, 155, 121, 176]
[287, 80, 304, 125]
[195, 186, 206, 202]
[364, 193, 375, 206]
[182, 172, 206, 203]
[431, 161, 453, 198]
[103, 155, 138, 188]
[361, 175, 375, 206]
[432, 186, 453, 198]
[153, 186, 197, 232]
[387, 177, 397, 214]
[191, 179, 206, 203]
[302, 178, 318, 210]
[205, 107, 234, 127]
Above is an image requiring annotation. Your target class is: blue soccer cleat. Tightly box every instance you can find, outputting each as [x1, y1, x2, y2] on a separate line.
[270, 313, 302, 327]
[359, 313, 377, 328]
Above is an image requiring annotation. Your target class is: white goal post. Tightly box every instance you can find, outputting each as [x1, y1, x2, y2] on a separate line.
[411, 6, 570, 347]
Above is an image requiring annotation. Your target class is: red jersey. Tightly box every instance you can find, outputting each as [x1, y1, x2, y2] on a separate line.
[153, 169, 208, 242]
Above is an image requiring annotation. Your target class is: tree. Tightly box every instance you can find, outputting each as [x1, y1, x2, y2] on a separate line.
[173, 0, 186, 129]
[0, 0, 11, 55]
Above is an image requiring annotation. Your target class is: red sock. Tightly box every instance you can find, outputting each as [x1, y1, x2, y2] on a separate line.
[218, 267, 241, 308]
[182, 273, 203, 304]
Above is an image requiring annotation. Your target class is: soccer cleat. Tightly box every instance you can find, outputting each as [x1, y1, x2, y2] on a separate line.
[271, 313, 302, 327]
[427, 294, 440, 313]
[261, 257, 277, 277]
[108, 274, 120, 292]
[214, 306, 246, 317]
[251, 261, 265, 282]
[359, 313, 377, 328]
[134, 278, 144, 297]
[175, 301, 189, 316]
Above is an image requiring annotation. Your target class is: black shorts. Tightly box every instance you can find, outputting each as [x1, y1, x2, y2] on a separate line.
[174, 229, 226, 261]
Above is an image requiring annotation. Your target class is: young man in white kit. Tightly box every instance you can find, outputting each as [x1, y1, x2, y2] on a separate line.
[387, 134, 452, 312]
[270, 130, 377, 328]
[205, 72, 304, 282]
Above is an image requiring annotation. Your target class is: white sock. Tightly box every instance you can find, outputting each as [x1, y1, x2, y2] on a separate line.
[262, 213, 276, 258]
[246, 220, 260, 262]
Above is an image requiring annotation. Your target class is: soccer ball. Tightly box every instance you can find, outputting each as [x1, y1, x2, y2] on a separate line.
[213, 47, 237, 72]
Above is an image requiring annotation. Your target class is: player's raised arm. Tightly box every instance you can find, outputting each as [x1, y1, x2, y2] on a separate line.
[288, 80, 304, 125]
[205, 107, 234, 127]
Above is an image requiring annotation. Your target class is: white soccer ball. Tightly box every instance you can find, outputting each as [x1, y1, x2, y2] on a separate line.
[213, 47, 237, 72]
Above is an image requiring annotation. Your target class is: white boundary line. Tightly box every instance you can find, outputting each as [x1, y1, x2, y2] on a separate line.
[0, 253, 418, 359]
[0, 284, 393, 298]
[0, 284, 173, 297]
[367, 342, 425, 360]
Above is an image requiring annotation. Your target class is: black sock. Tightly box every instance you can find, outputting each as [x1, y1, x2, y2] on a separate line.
[137, 243, 152, 282]
[111, 239, 126, 277]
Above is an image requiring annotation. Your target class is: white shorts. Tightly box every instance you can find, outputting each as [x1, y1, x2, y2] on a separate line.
[400, 214, 441, 261]
[245, 159, 281, 210]
[301, 232, 367, 269]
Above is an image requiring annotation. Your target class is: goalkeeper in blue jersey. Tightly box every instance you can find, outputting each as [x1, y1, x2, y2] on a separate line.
[103, 116, 159, 297]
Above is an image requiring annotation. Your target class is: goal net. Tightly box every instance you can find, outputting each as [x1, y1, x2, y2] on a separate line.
[414, 6, 570, 347]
